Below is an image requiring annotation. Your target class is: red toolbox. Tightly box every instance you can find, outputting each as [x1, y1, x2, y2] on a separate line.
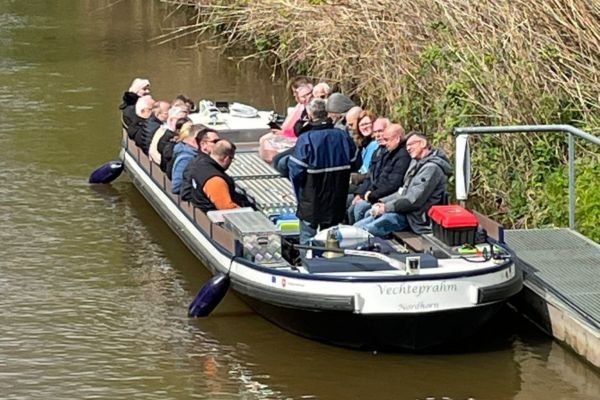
[428, 205, 478, 246]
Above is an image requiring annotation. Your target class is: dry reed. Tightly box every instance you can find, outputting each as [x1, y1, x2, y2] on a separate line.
[160, 0, 600, 236]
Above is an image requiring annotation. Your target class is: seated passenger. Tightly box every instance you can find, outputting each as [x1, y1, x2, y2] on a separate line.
[348, 123, 411, 224]
[136, 100, 170, 154]
[326, 92, 355, 130]
[126, 95, 154, 141]
[158, 117, 190, 176]
[149, 106, 188, 165]
[258, 80, 313, 163]
[171, 125, 203, 194]
[354, 133, 452, 237]
[355, 111, 378, 174]
[345, 106, 363, 135]
[171, 94, 196, 113]
[120, 78, 150, 130]
[180, 127, 220, 201]
[188, 139, 250, 212]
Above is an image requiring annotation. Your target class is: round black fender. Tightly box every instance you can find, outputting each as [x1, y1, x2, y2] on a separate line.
[89, 160, 124, 184]
[188, 273, 231, 317]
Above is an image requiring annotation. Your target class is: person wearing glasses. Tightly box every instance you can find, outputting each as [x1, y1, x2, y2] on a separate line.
[354, 132, 451, 237]
[180, 128, 220, 202]
[348, 123, 411, 224]
[187, 140, 250, 212]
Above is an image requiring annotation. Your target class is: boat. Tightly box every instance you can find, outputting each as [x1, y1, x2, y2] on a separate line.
[106, 100, 522, 351]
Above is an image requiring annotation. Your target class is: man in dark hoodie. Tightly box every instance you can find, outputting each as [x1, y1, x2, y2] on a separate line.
[354, 132, 452, 237]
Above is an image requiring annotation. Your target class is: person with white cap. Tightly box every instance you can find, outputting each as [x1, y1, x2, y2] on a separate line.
[120, 78, 151, 130]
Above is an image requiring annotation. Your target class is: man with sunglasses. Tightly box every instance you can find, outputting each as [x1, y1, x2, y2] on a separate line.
[179, 128, 220, 201]
[186, 139, 250, 212]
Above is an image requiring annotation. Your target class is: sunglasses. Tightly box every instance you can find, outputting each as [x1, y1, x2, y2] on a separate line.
[203, 138, 220, 144]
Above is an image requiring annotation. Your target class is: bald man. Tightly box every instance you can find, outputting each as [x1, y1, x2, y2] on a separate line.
[348, 123, 411, 223]
[188, 140, 250, 212]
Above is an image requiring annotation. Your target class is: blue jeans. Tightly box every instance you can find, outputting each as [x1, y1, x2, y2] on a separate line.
[299, 219, 318, 258]
[354, 213, 408, 238]
[347, 199, 372, 224]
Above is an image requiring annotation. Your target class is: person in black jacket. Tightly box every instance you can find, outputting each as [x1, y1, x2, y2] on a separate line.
[347, 123, 411, 223]
[126, 95, 154, 141]
[136, 100, 170, 154]
[120, 78, 150, 130]
[186, 140, 250, 212]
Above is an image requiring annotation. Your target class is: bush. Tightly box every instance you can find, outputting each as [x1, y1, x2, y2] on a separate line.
[164, 0, 600, 241]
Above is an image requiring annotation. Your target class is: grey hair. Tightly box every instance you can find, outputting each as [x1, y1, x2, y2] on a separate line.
[308, 98, 328, 120]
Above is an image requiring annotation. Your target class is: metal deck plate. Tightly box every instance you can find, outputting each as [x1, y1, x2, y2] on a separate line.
[227, 153, 281, 180]
[505, 228, 600, 327]
[236, 177, 297, 217]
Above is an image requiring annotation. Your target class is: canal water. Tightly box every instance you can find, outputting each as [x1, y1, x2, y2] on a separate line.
[0, 1, 598, 399]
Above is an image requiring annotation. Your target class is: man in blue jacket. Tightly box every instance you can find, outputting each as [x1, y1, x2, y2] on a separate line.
[289, 98, 357, 247]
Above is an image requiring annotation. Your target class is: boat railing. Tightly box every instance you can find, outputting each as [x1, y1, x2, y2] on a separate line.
[454, 124, 600, 230]
[123, 132, 239, 256]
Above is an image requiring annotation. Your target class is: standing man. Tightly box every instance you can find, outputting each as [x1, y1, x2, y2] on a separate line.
[289, 98, 357, 247]
[354, 132, 452, 237]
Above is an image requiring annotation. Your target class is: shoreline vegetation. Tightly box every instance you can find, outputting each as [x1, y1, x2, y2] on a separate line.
[160, 0, 600, 241]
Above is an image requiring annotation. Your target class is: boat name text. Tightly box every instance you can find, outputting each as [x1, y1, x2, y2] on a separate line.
[376, 281, 458, 297]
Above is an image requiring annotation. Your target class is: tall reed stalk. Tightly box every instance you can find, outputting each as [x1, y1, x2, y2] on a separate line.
[161, 0, 600, 240]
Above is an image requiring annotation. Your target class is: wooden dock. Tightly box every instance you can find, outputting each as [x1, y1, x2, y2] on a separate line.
[505, 228, 600, 368]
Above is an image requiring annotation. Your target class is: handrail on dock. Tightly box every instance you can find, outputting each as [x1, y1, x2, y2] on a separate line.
[453, 124, 600, 230]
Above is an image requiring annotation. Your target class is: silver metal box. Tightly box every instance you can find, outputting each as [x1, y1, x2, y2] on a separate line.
[223, 211, 285, 265]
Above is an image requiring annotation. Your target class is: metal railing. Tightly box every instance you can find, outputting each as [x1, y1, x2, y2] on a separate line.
[453, 124, 600, 230]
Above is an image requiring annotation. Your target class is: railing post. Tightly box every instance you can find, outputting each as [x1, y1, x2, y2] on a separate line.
[454, 124, 600, 232]
[568, 133, 576, 229]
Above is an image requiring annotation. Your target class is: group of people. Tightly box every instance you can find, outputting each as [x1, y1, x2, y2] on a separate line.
[119, 76, 452, 251]
[119, 78, 251, 214]
[255, 77, 452, 245]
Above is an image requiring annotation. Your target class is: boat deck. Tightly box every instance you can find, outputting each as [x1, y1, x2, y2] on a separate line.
[505, 228, 600, 366]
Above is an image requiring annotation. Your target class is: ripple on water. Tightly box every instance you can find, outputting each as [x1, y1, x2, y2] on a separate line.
[0, 161, 287, 399]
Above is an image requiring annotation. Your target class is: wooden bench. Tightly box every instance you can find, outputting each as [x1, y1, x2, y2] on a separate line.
[392, 231, 427, 252]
